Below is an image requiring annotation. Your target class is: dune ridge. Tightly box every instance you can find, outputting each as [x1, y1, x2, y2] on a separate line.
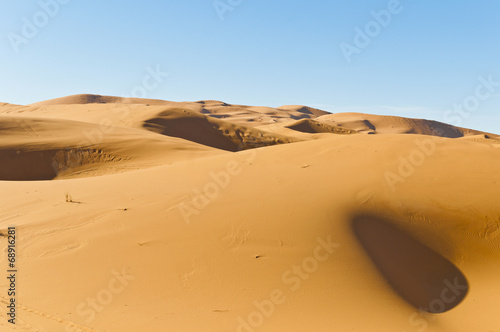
[28, 94, 173, 107]
[317, 112, 496, 138]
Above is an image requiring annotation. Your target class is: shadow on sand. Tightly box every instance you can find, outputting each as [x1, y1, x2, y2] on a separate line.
[352, 214, 468, 313]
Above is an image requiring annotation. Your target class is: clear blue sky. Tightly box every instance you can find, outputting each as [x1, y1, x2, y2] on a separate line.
[1, 0, 499, 133]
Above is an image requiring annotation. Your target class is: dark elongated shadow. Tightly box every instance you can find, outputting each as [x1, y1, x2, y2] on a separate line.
[352, 215, 468, 313]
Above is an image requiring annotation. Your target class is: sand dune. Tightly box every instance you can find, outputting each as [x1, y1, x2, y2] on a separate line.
[0, 95, 499, 332]
[316, 112, 495, 137]
[14, 94, 498, 139]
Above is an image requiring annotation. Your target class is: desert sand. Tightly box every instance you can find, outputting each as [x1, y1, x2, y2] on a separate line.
[0, 94, 499, 331]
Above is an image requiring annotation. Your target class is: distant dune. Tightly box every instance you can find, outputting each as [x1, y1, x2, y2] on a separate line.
[28, 93, 173, 106]
[316, 112, 494, 138]
[0, 95, 499, 332]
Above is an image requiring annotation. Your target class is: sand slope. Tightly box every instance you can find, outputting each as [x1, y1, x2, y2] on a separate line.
[0, 96, 499, 332]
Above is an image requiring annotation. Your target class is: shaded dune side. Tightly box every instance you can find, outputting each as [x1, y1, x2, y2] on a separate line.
[0, 147, 125, 181]
[352, 215, 468, 313]
[0, 148, 59, 180]
[142, 108, 299, 151]
[285, 118, 358, 134]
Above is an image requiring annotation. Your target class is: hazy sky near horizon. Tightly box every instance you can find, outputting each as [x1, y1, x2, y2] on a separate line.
[1, 0, 499, 133]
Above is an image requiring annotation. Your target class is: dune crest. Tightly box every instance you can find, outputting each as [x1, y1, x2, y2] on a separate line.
[28, 93, 172, 106]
